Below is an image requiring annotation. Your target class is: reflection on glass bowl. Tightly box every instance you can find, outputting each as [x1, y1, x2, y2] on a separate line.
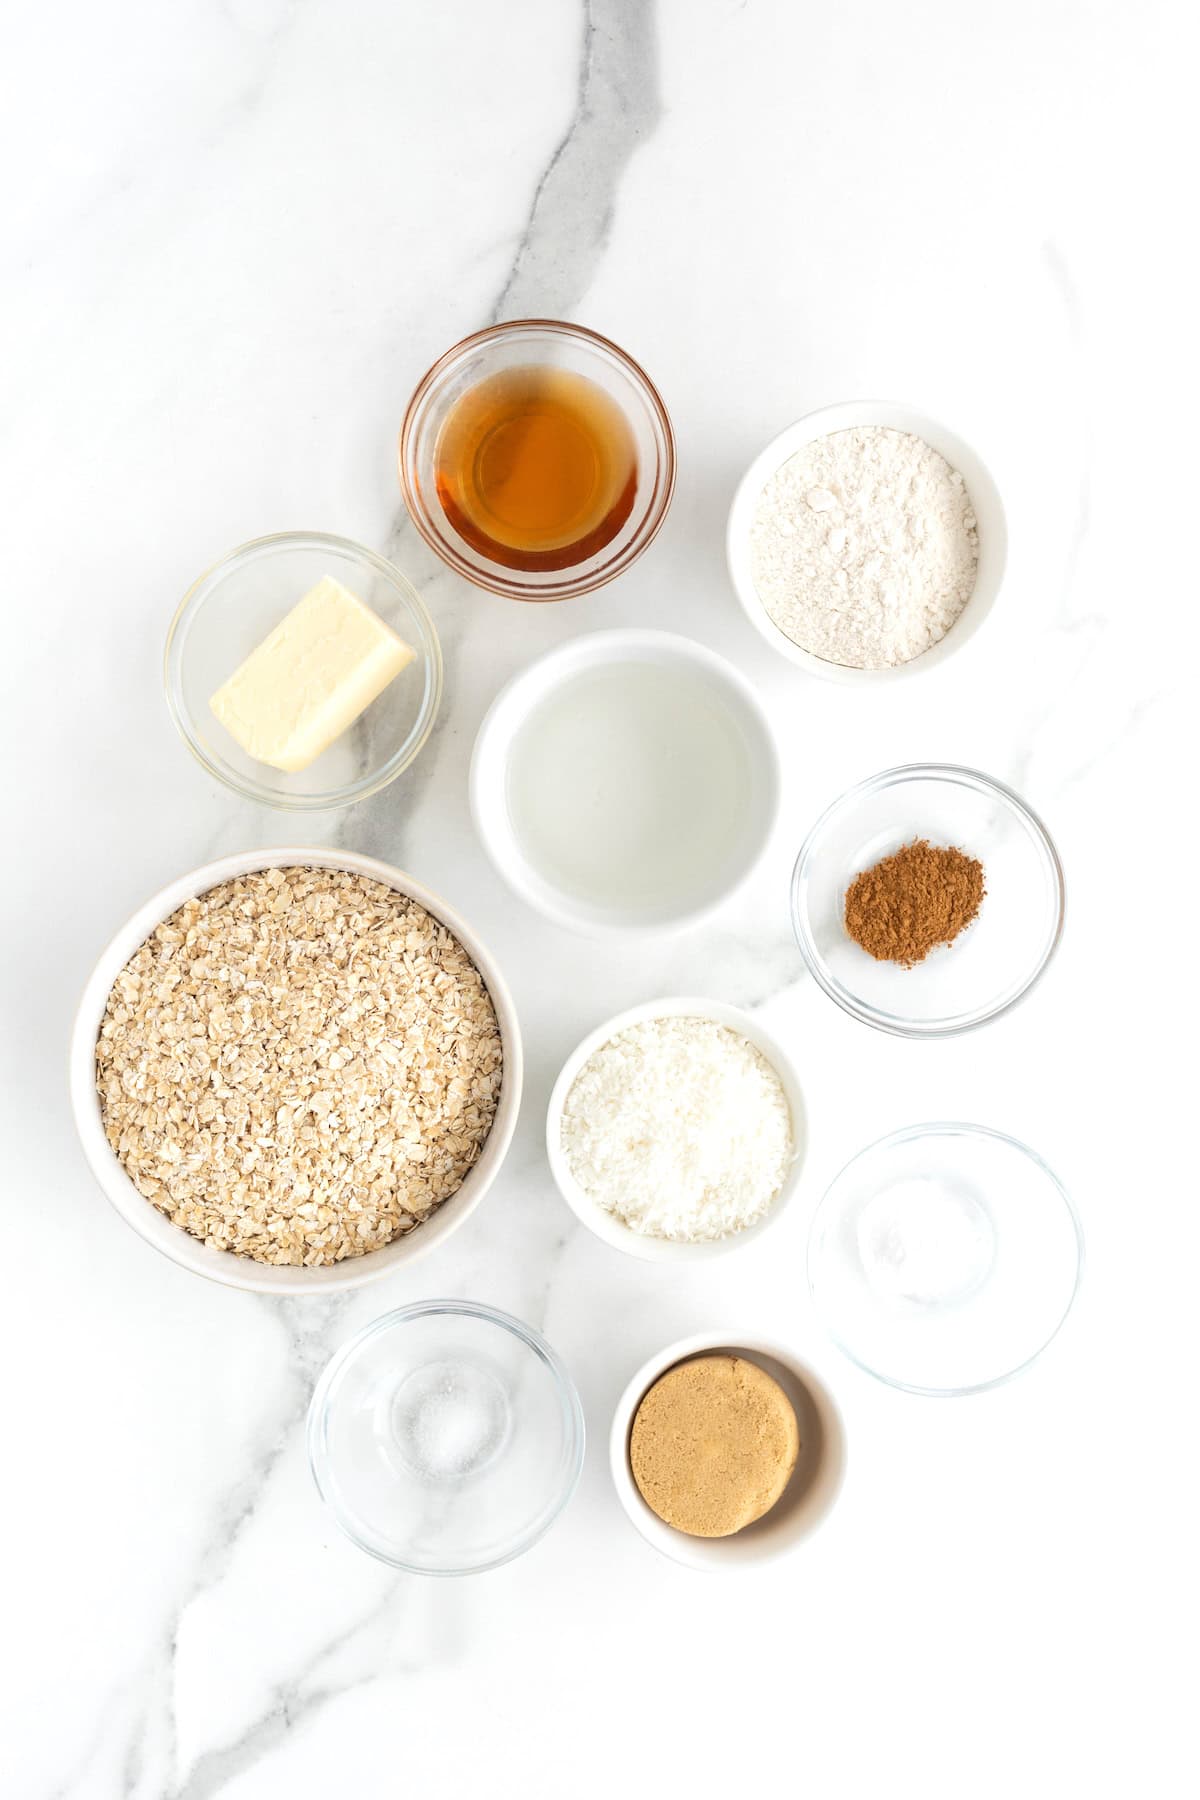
[808, 1123, 1083, 1396]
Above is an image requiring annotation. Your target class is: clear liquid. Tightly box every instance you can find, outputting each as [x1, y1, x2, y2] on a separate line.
[505, 663, 755, 914]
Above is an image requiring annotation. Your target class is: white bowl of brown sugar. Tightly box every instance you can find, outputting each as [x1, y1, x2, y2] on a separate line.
[609, 1333, 846, 1569]
[726, 400, 1007, 683]
[69, 848, 522, 1293]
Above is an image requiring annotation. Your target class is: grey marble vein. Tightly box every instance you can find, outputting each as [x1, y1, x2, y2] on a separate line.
[166, 1581, 403, 1800]
[49, 1297, 358, 1800]
[336, 551, 465, 863]
[361, 0, 662, 866]
[489, 0, 662, 323]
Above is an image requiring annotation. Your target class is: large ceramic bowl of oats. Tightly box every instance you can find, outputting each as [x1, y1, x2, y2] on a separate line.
[69, 849, 522, 1293]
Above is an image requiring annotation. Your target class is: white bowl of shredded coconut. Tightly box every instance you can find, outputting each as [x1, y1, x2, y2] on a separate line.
[546, 998, 806, 1261]
[726, 401, 1007, 681]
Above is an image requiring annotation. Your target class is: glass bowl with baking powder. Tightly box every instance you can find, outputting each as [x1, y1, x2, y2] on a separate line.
[809, 1123, 1083, 1396]
[791, 764, 1065, 1038]
[307, 1301, 584, 1575]
[726, 401, 1007, 683]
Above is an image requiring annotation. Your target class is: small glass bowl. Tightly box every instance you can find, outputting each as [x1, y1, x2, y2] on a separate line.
[307, 1300, 585, 1575]
[398, 320, 676, 600]
[791, 764, 1064, 1037]
[164, 531, 442, 811]
[808, 1123, 1083, 1396]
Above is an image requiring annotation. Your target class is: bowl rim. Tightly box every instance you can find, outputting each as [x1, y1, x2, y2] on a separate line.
[807, 1120, 1085, 1397]
[306, 1297, 586, 1576]
[163, 529, 444, 812]
[68, 847, 523, 1294]
[608, 1332, 846, 1568]
[790, 761, 1066, 1038]
[725, 399, 1008, 683]
[398, 318, 677, 600]
[545, 995, 807, 1261]
[469, 626, 783, 937]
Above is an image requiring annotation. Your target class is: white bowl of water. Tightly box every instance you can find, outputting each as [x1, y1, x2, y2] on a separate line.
[469, 629, 780, 936]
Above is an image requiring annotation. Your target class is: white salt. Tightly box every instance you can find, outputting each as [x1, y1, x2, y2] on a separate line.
[392, 1360, 510, 1483]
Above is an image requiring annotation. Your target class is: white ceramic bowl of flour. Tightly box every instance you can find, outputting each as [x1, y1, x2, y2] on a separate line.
[545, 997, 807, 1263]
[470, 630, 780, 935]
[726, 401, 1007, 683]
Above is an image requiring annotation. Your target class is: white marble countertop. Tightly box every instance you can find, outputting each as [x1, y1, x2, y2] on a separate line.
[3, 2, 1196, 1795]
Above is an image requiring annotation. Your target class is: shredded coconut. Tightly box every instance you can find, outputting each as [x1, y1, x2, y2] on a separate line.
[560, 1016, 794, 1242]
[749, 426, 979, 669]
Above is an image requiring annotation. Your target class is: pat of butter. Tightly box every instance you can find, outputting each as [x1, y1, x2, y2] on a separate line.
[210, 576, 415, 773]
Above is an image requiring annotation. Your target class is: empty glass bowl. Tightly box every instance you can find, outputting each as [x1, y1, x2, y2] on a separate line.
[307, 1300, 585, 1575]
[398, 320, 676, 600]
[165, 531, 442, 811]
[809, 1123, 1083, 1395]
[791, 764, 1064, 1036]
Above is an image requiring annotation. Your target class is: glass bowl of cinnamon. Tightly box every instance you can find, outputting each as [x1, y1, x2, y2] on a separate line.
[790, 763, 1065, 1037]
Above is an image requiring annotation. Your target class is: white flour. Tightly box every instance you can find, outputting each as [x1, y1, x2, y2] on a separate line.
[749, 427, 979, 669]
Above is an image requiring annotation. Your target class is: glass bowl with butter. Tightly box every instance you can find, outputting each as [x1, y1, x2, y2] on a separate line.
[165, 531, 442, 810]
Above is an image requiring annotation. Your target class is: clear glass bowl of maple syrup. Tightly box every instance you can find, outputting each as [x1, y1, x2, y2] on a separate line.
[399, 320, 676, 600]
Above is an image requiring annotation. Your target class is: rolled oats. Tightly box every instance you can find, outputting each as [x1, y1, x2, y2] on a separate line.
[95, 868, 504, 1266]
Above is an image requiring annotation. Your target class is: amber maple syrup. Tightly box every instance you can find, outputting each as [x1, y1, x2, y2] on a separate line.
[434, 365, 638, 572]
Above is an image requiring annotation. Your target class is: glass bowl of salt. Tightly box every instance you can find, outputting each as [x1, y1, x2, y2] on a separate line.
[307, 1300, 585, 1574]
[808, 1123, 1083, 1396]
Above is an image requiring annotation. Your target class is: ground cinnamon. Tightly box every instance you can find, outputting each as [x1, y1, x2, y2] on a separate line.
[844, 839, 985, 967]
